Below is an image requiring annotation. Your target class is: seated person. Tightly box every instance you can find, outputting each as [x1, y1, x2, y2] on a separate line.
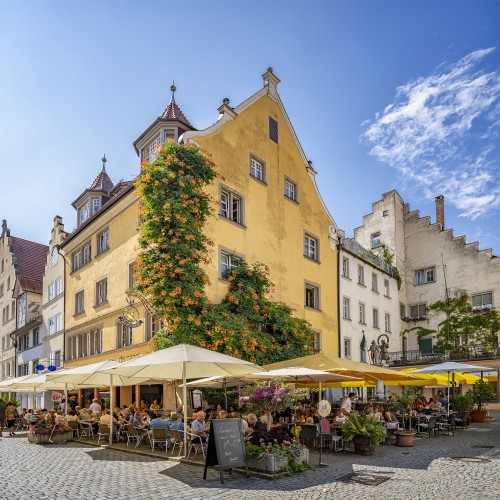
[240, 414, 250, 435]
[170, 413, 185, 438]
[66, 409, 79, 422]
[191, 411, 208, 443]
[383, 408, 400, 430]
[218, 410, 227, 419]
[306, 416, 314, 425]
[333, 409, 346, 425]
[150, 400, 161, 411]
[430, 398, 442, 411]
[150, 413, 171, 431]
[255, 414, 268, 432]
[132, 411, 149, 436]
[54, 411, 67, 425]
[100, 410, 118, 430]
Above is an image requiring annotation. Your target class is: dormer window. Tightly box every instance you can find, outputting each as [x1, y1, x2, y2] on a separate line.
[141, 136, 161, 164]
[92, 197, 101, 214]
[79, 202, 90, 225]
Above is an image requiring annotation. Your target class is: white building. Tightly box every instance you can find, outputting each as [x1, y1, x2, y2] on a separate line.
[339, 236, 401, 365]
[353, 190, 500, 365]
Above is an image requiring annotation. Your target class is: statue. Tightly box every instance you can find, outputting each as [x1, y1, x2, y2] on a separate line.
[369, 340, 380, 365]
[380, 339, 389, 362]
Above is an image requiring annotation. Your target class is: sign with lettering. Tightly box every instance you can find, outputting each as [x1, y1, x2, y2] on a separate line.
[203, 418, 248, 484]
[51, 392, 63, 402]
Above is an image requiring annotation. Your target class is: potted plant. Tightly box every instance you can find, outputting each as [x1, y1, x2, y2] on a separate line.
[452, 393, 473, 413]
[391, 388, 419, 446]
[342, 413, 387, 455]
[27, 422, 73, 444]
[468, 380, 495, 423]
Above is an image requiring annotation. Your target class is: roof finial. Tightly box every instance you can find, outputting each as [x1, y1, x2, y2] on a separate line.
[101, 154, 107, 172]
[170, 81, 176, 104]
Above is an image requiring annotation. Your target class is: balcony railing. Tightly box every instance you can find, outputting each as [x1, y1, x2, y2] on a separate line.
[387, 347, 500, 367]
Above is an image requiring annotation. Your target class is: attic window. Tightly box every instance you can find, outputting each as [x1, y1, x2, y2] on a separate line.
[269, 117, 278, 143]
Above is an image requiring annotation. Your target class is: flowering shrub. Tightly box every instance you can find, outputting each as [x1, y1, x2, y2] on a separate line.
[239, 378, 307, 413]
[27, 422, 71, 435]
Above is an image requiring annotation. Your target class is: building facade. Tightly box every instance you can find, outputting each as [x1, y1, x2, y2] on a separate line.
[339, 236, 401, 364]
[353, 190, 500, 365]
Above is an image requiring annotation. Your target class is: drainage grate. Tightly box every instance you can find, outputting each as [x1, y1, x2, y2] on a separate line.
[449, 457, 492, 463]
[336, 473, 391, 486]
[471, 445, 495, 449]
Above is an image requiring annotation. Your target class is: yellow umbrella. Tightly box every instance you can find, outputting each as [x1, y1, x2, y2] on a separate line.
[296, 380, 375, 389]
[265, 353, 422, 383]
[400, 368, 483, 385]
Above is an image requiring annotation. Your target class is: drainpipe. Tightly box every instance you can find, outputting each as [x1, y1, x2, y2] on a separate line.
[337, 241, 342, 358]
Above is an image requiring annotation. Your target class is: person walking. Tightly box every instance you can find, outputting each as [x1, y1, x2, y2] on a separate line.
[5, 401, 17, 436]
[0, 399, 6, 438]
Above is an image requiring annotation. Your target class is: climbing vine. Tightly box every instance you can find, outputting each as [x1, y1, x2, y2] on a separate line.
[134, 141, 315, 365]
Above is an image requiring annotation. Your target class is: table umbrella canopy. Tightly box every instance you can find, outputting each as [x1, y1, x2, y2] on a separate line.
[401, 368, 483, 385]
[5, 372, 89, 391]
[184, 375, 253, 388]
[265, 353, 421, 382]
[0, 374, 35, 390]
[249, 367, 361, 383]
[410, 361, 494, 375]
[45, 360, 164, 386]
[100, 344, 265, 380]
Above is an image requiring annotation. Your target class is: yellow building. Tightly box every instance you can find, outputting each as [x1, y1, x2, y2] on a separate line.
[63, 69, 340, 406]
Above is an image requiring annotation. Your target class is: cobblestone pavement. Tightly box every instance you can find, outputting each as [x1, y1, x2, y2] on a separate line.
[1, 413, 500, 500]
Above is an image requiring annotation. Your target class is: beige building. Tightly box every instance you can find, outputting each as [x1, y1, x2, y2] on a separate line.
[353, 190, 500, 363]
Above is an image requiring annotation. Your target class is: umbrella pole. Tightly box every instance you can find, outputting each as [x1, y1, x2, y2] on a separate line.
[33, 390, 36, 410]
[447, 371, 450, 416]
[64, 383, 68, 416]
[183, 363, 187, 458]
[109, 375, 114, 447]
[224, 378, 227, 411]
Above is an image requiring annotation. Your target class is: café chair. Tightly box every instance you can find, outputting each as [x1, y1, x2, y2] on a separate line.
[170, 429, 185, 457]
[151, 427, 169, 452]
[187, 432, 206, 460]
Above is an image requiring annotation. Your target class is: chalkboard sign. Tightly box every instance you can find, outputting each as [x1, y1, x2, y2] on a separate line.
[203, 418, 248, 484]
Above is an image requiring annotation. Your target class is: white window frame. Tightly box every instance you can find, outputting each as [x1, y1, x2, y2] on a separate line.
[95, 278, 108, 306]
[250, 155, 265, 182]
[117, 323, 133, 348]
[219, 185, 244, 225]
[359, 302, 366, 324]
[92, 197, 101, 214]
[284, 177, 298, 202]
[415, 266, 436, 285]
[358, 265, 365, 286]
[371, 273, 378, 292]
[343, 297, 351, 319]
[344, 338, 352, 359]
[97, 228, 110, 254]
[304, 233, 319, 261]
[371, 232, 381, 249]
[384, 279, 390, 297]
[471, 292, 493, 310]
[75, 290, 85, 315]
[342, 257, 350, 278]
[373, 308, 379, 328]
[220, 250, 241, 279]
[312, 330, 322, 353]
[409, 303, 427, 318]
[385, 313, 391, 333]
[304, 282, 320, 310]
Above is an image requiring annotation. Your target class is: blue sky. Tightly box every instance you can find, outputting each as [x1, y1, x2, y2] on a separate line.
[1, 0, 499, 254]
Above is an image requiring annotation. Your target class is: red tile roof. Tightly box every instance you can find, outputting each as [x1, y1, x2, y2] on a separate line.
[160, 100, 194, 129]
[10, 236, 48, 286]
[19, 277, 43, 294]
[89, 169, 114, 193]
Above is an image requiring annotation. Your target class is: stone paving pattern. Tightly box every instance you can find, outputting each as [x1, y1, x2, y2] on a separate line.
[1, 412, 500, 499]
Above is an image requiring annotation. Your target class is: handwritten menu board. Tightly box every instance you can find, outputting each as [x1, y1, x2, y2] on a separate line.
[203, 418, 248, 484]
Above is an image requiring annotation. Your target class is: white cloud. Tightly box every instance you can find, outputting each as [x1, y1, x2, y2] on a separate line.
[362, 48, 500, 219]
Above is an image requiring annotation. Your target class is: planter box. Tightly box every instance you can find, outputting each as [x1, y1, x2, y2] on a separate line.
[292, 446, 309, 464]
[28, 433, 50, 444]
[50, 431, 74, 443]
[247, 453, 288, 473]
[470, 410, 487, 423]
[353, 437, 376, 455]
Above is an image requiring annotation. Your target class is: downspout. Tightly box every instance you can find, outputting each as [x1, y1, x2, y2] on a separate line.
[337, 240, 342, 358]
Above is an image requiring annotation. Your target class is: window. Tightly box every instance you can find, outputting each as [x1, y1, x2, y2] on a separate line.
[18, 362, 29, 376]
[32, 359, 39, 373]
[48, 277, 61, 301]
[32, 328, 40, 346]
[128, 261, 137, 288]
[48, 281, 55, 301]
[7, 276, 10, 290]
[371, 273, 378, 292]
[48, 313, 62, 335]
[313, 331, 321, 352]
[72, 251, 81, 271]
[75, 290, 85, 314]
[92, 197, 101, 214]
[419, 338, 433, 354]
[250, 156, 265, 182]
[305, 282, 320, 310]
[0, 283, 3, 297]
[220, 251, 240, 279]
[18, 293, 26, 327]
[11, 300, 15, 318]
[358, 265, 365, 285]
[83, 243, 91, 264]
[269, 116, 278, 143]
[90, 329, 103, 355]
[220, 186, 243, 225]
[343, 297, 351, 319]
[415, 266, 435, 285]
[359, 302, 366, 324]
[373, 308, 379, 328]
[371, 232, 381, 248]
[146, 314, 163, 342]
[284, 177, 297, 201]
[51, 350, 62, 368]
[97, 228, 109, 253]
[385, 313, 391, 332]
[2, 305, 8, 324]
[141, 135, 161, 163]
[344, 338, 352, 359]
[95, 278, 108, 305]
[48, 316, 55, 335]
[304, 234, 319, 261]
[117, 323, 133, 348]
[384, 279, 390, 297]
[400, 303, 406, 319]
[410, 303, 427, 318]
[79, 202, 90, 225]
[471, 292, 493, 310]
[19, 332, 30, 351]
[342, 258, 350, 278]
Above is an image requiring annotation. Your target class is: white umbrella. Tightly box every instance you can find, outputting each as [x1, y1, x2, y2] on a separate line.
[411, 362, 494, 415]
[46, 359, 164, 446]
[101, 344, 265, 456]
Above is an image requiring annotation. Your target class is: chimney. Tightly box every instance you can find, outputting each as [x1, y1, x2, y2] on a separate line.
[435, 195, 445, 230]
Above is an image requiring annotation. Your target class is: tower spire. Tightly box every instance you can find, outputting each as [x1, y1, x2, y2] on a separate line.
[170, 81, 176, 104]
[101, 154, 107, 172]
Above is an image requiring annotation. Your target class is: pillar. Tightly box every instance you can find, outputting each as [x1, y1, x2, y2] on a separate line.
[375, 381, 385, 401]
[135, 385, 140, 406]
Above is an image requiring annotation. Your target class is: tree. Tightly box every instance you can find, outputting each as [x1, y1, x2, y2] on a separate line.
[407, 294, 500, 354]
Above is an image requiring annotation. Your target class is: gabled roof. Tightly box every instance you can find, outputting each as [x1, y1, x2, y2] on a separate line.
[160, 97, 194, 129]
[10, 236, 48, 293]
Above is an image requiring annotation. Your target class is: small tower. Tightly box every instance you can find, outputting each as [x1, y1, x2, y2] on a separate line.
[133, 82, 196, 164]
[72, 155, 114, 227]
